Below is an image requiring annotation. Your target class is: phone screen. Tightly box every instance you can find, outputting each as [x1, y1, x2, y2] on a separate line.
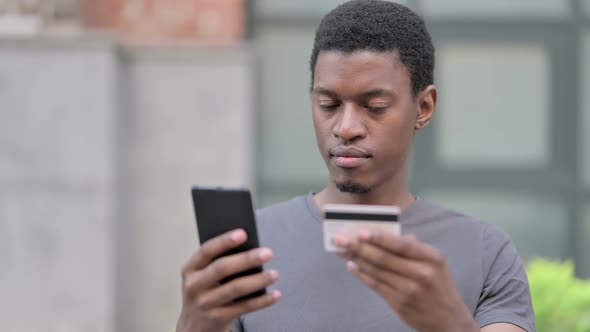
[191, 186, 266, 300]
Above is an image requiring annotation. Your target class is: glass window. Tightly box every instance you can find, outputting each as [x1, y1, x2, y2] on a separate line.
[584, 0, 590, 16]
[255, 0, 410, 18]
[436, 43, 550, 168]
[422, 191, 569, 261]
[255, 24, 328, 187]
[420, 0, 569, 18]
[581, 30, 590, 187]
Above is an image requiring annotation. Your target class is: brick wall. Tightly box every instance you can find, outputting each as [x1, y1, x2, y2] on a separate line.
[84, 0, 245, 43]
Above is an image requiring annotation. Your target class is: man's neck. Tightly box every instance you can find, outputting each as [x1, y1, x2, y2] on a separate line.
[313, 183, 415, 213]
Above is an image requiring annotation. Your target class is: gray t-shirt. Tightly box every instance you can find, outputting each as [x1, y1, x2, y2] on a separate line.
[231, 194, 535, 331]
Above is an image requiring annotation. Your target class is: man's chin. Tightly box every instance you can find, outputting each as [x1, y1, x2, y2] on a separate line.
[335, 181, 371, 194]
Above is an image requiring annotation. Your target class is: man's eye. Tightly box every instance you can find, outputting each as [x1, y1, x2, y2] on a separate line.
[366, 106, 387, 113]
[320, 104, 340, 110]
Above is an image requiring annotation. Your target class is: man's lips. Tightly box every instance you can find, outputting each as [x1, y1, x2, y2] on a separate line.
[330, 146, 371, 168]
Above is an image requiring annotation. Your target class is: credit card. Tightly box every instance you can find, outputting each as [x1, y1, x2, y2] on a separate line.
[323, 204, 400, 253]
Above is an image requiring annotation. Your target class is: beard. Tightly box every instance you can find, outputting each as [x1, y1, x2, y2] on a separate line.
[335, 180, 371, 194]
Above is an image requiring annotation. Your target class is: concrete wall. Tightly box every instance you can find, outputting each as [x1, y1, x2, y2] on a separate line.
[116, 46, 255, 332]
[0, 36, 254, 332]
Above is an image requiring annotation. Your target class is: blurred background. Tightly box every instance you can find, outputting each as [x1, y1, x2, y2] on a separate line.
[0, 0, 589, 331]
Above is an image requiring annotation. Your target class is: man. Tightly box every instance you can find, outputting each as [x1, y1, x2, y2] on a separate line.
[176, 1, 536, 331]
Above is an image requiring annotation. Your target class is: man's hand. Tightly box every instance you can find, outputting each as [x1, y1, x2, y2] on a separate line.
[334, 230, 478, 332]
[177, 229, 281, 332]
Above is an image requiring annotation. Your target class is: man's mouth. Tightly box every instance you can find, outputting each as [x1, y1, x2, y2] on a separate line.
[330, 146, 371, 168]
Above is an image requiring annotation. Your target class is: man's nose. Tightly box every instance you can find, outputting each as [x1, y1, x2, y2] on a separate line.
[333, 105, 366, 142]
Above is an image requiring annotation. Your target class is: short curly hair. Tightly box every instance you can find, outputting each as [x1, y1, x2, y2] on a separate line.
[310, 0, 435, 96]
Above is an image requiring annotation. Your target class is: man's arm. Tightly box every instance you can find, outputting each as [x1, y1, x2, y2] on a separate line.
[474, 225, 535, 332]
[482, 323, 526, 332]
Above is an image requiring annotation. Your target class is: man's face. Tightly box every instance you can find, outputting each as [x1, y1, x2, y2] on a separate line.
[312, 50, 420, 194]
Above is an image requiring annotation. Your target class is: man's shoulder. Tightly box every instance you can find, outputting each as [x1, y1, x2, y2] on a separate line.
[406, 198, 481, 226]
[408, 198, 511, 241]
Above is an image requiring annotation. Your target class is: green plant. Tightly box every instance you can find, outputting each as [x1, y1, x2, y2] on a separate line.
[528, 258, 590, 332]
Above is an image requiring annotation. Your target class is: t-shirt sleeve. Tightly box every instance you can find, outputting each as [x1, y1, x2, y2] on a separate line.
[229, 318, 243, 332]
[474, 224, 536, 332]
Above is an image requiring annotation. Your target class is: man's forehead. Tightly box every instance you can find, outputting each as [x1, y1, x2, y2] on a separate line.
[314, 50, 405, 78]
[315, 50, 401, 67]
[313, 50, 410, 93]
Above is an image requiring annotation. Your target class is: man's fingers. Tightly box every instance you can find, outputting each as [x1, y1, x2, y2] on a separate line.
[361, 230, 441, 262]
[195, 247, 273, 289]
[213, 289, 282, 319]
[183, 229, 247, 273]
[346, 240, 425, 279]
[198, 270, 279, 309]
[348, 257, 419, 297]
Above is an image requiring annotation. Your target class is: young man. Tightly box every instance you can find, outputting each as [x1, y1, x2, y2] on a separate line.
[176, 1, 535, 331]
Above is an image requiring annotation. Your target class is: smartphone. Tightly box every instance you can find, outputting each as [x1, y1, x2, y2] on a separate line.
[191, 186, 265, 300]
[323, 203, 400, 253]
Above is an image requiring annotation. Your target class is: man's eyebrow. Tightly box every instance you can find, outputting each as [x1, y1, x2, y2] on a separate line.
[312, 87, 338, 97]
[358, 89, 394, 99]
[312, 87, 395, 99]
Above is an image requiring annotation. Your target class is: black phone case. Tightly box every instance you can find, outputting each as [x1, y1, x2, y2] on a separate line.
[191, 186, 265, 301]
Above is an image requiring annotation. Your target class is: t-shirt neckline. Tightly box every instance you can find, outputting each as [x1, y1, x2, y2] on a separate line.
[303, 192, 422, 224]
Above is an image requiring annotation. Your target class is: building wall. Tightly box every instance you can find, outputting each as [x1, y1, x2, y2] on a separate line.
[0, 37, 118, 332]
[115, 45, 254, 332]
[0, 37, 254, 332]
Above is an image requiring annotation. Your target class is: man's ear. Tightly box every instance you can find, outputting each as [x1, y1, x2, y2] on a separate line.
[415, 85, 437, 131]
